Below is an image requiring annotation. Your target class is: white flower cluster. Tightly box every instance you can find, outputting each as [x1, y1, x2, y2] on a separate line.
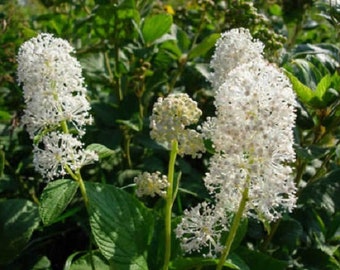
[33, 132, 98, 180]
[17, 33, 98, 180]
[176, 28, 297, 256]
[174, 202, 226, 257]
[150, 93, 205, 158]
[134, 171, 169, 198]
[17, 33, 92, 138]
[209, 28, 264, 91]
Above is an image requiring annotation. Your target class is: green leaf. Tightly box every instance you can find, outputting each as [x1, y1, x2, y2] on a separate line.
[65, 251, 110, 270]
[32, 256, 52, 270]
[116, 119, 140, 132]
[86, 182, 154, 269]
[315, 74, 332, 99]
[299, 169, 340, 215]
[176, 27, 191, 52]
[0, 110, 11, 121]
[272, 217, 304, 251]
[86, 143, 116, 159]
[0, 199, 40, 264]
[169, 257, 238, 270]
[236, 246, 288, 270]
[142, 14, 173, 45]
[285, 71, 314, 104]
[39, 179, 78, 226]
[299, 248, 340, 269]
[0, 148, 4, 178]
[188, 33, 220, 60]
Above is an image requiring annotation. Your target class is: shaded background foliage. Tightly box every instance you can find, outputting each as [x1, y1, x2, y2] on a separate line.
[0, 0, 339, 269]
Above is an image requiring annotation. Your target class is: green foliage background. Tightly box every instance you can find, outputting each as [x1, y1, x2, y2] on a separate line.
[0, 0, 339, 269]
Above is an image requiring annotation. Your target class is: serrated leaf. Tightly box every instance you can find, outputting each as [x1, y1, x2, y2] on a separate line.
[142, 14, 173, 45]
[86, 143, 116, 159]
[39, 179, 78, 225]
[66, 251, 109, 270]
[0, 199, 40, 264]
[86, 182, 154, 269]
[188, 33, 220, 60]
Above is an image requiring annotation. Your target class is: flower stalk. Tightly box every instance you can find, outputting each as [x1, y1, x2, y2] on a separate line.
[216, 181, 249, 270]
[163, 139, 178, 270]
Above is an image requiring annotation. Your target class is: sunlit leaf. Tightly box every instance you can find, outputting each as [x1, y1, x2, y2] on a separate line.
[285, 71, 314, 104]
[65, 251, 109, 270]
[188, 33, 220, 60]
[142, 14, 173, 45]
[39, 179, 78, 225]
[86, 143, 117, 159]
[86, 182, 154, 269]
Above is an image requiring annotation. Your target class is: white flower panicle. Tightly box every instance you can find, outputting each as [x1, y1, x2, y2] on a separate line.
[33, 132, 98, 180]
[176, 28, 297, 257]
[204, 58, 297, 222]
[134, 171, 169, 198]
[17, 33, 98, 180]
[150, 93, 205, 158]
[209, 28, 264, 90]
[17, 33, 93, 139]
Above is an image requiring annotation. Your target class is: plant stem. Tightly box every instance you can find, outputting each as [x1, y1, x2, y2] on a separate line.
[75, 171, 89, 209]
[216, 183, 249, 270]
[163, 140, 178, 270]
[60, 119, 69, 134]
[260, 218, 281, 252]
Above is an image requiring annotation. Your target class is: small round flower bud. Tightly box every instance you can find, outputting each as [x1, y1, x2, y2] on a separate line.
[150, 93, 205, 158]
[134, 171, 169, 198]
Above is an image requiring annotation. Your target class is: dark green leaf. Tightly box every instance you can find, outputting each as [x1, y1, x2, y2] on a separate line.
[169, 256, 240, 270]
[39, 179, 78, 225]
[32, 256, 51, 270]
[86, 182, 154, 269]
[298, 248, 340, 269]
[142, 14, 173, 45]
[0, 148, 4, 178]
[0, 199, 40, 264]
[299, 169, 340, 214]
[272, 218, 304, 251]
[236, 246, 288, 270]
